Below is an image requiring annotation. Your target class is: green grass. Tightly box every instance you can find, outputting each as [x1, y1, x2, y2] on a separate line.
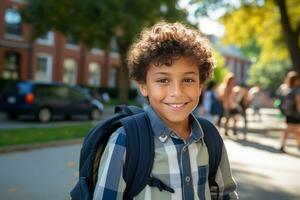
[0, 122, 95, 147]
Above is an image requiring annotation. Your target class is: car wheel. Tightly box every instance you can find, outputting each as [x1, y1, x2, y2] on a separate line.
[37, 107, 52, 122]
[90, 108, 101, 120]
[8, 113, 18, 120]
[64, 115, 71, 121]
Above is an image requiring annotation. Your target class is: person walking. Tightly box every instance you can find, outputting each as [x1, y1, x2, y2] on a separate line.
[248, 85, 263, 122]
[279, 71, 300, 153]
[202, 80, 223, 125]
[218, 73, 239, 136]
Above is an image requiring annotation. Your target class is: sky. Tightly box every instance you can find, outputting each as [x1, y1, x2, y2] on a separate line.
[178, 0, 227, 37]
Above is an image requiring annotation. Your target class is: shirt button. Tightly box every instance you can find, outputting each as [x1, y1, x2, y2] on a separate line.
[183, 146, 187, 152]
[185, 176, 190, 183]
[160, 134, 167, 139]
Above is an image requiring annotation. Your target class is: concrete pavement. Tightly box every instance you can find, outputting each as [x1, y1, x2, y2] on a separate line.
[0, 108, 300, 200]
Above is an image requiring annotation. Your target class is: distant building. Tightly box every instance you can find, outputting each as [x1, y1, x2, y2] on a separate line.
[0, 0, 120, 87]
[208, 35, 251, 85]
[219, 45, 251, 85]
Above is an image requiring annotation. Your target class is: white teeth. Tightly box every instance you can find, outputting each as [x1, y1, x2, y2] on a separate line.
[169, 103, 185, 108]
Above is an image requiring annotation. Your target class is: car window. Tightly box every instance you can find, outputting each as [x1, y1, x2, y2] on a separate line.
[68, 87, 86, 100]
[1, 82, 32, 96]
[35, 85, 51, 97]
[1, 83, 17, 96]
[35, 85, 69, 99]
[18, 83, 32, 94]
[53, 86, 69, 98]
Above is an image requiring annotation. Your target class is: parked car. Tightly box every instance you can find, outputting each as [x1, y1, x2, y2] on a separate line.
[0, 81, 104, 122]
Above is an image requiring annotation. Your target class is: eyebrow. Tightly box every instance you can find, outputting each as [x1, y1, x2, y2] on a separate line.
[154, 71, 198, 75]
[184, 71, 198, 75]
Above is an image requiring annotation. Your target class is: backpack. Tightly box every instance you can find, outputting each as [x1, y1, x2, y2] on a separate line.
[210, 92, 223, 116]
[280, 88, 299, 117]
[70, 105, 224, 200]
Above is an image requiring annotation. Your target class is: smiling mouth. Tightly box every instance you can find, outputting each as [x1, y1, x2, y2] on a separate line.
[166, 103, 188, 109]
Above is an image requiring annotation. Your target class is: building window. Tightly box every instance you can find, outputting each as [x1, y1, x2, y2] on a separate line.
[63, 59, 77, 84]
[108, 67, 117, 87]
[88, 62, 101, 86]
[235, 61, 242, 84]
[35, 54, 52, 82]
[36, 31, 54, 46]
[5, 8, 22, 36]
[11, 0, 26, 3]
[91, 48, 103, 55]
[2, 53, 20, 80]
[111, 37, 118, 52]
[65, 35, 79, 50]
[226, 58, 234, 73]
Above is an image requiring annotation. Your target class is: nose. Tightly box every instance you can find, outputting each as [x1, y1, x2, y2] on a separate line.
[170, 81, 184, 97]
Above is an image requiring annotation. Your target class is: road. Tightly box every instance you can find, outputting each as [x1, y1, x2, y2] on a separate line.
[0, 106, 115, 130]
[0, 108, 300, 200]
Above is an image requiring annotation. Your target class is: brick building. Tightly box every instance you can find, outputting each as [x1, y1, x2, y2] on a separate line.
[0, 0, 120, 87]
[220, 45, 251, 85]
[208, 35, 251, 85]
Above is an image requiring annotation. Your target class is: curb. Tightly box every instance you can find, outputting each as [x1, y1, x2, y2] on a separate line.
[0, 138, 83, 154]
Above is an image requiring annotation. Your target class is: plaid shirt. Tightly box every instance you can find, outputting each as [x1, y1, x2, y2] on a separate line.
[93, 106, 238, 200]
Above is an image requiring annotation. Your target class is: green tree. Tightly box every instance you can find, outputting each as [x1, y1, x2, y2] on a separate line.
[190, 0, 300, 74]
[247, 60, 292, 91]
[22, 0, 187, 103]
[212, 49, 228, 84]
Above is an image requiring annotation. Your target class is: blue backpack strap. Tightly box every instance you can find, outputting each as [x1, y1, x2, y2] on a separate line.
[121, 112, 154, 199]
[197, 117, 223, 199]
[114, 104, 144, 115]
[121, 112, 174, 199]
[70, 105, 145, 200]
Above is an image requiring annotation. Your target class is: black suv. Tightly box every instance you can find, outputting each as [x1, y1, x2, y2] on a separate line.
[0, 81, 104, 122]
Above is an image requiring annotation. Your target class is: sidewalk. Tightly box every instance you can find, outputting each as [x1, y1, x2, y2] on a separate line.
[224, 108, 300, 199]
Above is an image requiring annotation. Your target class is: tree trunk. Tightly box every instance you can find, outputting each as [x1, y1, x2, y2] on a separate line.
[275, 0, 300, 74]
[117, 41, 130, 104]
[102, 45, 111, 87]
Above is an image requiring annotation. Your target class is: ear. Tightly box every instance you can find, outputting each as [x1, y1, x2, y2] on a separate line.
[137, 82, 148, 97]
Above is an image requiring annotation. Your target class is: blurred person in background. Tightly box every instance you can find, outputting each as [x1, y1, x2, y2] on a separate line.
[278, 71, 300, 153]
[202, 80, 223, 124]
[192, 92, 204, 117]
[233, 85, 250, 139]
[218, 73, 239, 136]
[248, 84, 264, 122]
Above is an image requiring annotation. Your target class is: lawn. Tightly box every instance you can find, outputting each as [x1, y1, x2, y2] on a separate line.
[0, 122, 95, 148]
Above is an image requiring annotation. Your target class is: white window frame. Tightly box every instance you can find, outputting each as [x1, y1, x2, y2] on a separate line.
[11, 0, 27, 3]
[36, 31, 54, 46]
[4, 8, 23, 40]
[235, 61, 241, 83]
[63, 58, 78, 84]
[110, 52, 120, 58]
[88, 62, 101, 86]
[108, 67, 117, 87]
[91, 48, 104, 55]
[34, 53, 53, 82]
[65, 36, 80, 50]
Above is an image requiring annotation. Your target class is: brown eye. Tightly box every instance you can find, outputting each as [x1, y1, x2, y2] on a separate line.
[183, 78, 194, 83]
[156, 79, 169, 84]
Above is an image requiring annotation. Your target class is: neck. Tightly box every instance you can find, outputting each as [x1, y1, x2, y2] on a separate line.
[166, 118, 191, 141]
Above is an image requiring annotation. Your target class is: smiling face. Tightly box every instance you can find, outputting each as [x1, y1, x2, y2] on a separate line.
[138, 57, 201, 130]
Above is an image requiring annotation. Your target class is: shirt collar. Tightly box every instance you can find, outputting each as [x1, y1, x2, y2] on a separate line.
[145, 106, 204, 143]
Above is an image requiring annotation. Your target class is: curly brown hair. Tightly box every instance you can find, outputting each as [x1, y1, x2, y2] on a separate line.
[127, 21, 215, 83]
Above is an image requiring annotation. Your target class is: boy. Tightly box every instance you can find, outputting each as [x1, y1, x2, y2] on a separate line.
[93, 22, 238, 199]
